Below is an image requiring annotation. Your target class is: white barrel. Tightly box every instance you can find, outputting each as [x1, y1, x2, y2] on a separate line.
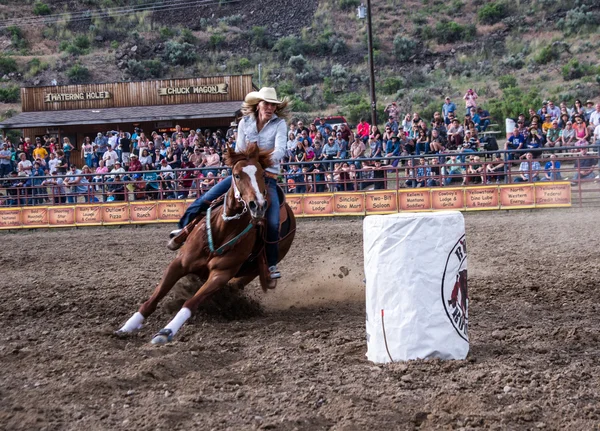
[505, 118, 515, 139]
[363, 211, 468, 363]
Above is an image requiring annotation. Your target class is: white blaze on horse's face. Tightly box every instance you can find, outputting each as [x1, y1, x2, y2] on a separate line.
[242, 165, 266, 206]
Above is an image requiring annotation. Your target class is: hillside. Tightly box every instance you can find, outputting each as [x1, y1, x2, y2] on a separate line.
[0, 0, 599, 126]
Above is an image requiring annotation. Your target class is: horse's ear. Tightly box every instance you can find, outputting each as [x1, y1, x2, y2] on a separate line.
[223, 145, 239, 167]
[246, 142, 260, 160]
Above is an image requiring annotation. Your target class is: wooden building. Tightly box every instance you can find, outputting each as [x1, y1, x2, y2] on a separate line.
[0, 74, 253, 166]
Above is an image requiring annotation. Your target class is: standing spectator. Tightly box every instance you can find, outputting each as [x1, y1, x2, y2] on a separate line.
[571, 147, 597, 185]
[0, 142, 12, 177]
[514, 152, 540, 183]
[103, 145, 118, 169]
[546, 100, 561, 121]
[119, 131, 132, 168]
[171, 125, 184, 142]
[442, 97, 457, 121]
[17, 152, 32, 176]
[384, 102, 400, 123]
[296, 120, 309, 136]
[62, 137, 73, 168]
[32, 141, 48, 161]
[476, 107, 491, 131]
[94, 132, 108, 161]
[64, 165, 91, 203]
[414, 157, 430, 187]
[81, 136, 94, 168]
[41, 171, 67, 204]
[401, 114, 412, 136]
[385, 116, 399, 134]
[463, 89, 478, 114]
[317, 117, 333, 137]
[107, 131, 119, 150]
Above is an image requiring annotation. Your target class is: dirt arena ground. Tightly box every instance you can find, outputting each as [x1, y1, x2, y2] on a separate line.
[1, 208, 600, 430]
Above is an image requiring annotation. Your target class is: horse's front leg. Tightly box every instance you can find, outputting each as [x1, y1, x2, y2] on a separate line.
[151, 267, 236, 344]
[116, 256, 187, 335]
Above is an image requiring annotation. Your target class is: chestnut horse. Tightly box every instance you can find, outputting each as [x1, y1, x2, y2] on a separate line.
[116, 143, 296, 344]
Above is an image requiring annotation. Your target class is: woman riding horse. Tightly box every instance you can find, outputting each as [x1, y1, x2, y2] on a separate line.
[169, 87, 288, 280]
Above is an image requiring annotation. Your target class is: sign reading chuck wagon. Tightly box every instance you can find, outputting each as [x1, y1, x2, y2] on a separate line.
[158, 83, 228, 96]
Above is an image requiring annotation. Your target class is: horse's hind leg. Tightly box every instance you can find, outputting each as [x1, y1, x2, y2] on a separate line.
[150, 268, 234, 344]
[116, 257, 187, 335]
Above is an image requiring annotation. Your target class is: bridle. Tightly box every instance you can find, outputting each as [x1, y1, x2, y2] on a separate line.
[221, 163, 267, 222]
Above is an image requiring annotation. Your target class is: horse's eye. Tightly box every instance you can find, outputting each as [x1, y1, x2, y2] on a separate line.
[234, 174, 240, 180]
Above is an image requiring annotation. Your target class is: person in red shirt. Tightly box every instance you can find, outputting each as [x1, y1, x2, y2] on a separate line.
[357, 118, 370, 143]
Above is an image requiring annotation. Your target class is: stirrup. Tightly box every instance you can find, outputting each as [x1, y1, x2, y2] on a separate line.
[268, 266, 281, 280]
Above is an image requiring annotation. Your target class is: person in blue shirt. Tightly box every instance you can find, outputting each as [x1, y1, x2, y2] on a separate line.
[505, 129, 525, 160]
[476, 107, 491, 131]
[442, 97, 457, 121]
[469, 107, 481, 130]
[541, 154, 562, 181]
[385, 117, 399, 134]
[317, 117, 333, 137]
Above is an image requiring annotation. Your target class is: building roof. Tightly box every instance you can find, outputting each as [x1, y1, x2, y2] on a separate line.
[0, 101, 242, 129]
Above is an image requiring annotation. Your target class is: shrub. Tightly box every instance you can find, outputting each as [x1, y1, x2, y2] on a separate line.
[434, 20, 476, 44]
[209, 33, 225, 49]
[251, 26, 271, 49]
[558, 5, 600, 36]
[343, 97, 372, 124]
[288, 54, 307, 73]
[338, 0, 360, 10]
[561, 59, 598, 81]
[488, 87, 542, 126]
[330, 64, 349, 91]
[27, 58, 49, 76]
[477, 2, 508, 25]
[127, 59, 164, 80]
[393, 35, 418, 62]
[218, 14, 243, 27]
[534, 45, 559, 65]
[498, 74, 517, 89]
[110, 40, 119, 50]
[180, 29, 197, 45]
[159, 27, 176, 40]
[381, 77, 404, 94]
[0, 86, 20, 103]
[32, 1, 51, 16]
[0, 56, 18, 75]
[73, 35, 90, 50]
[501, 54, 525, 69]
[6, 26, 28, 51]
[67, 64, 90, 84]
[163, 41, 197, 66]
[238, 57, 251, 70]
[272, 36, 306, 60]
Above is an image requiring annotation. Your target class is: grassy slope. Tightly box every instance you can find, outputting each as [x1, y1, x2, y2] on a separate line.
[0, 0, 598, 126]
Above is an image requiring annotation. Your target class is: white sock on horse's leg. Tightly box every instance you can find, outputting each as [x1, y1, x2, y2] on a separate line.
[164, 307, 192, 336]
[119, 312, 145, 333]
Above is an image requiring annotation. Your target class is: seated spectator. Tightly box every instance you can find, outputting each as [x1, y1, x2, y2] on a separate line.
[356, 118, 370, 142]
[558, 113, 570, 129]
[427, 158, 441, 187]
[573, 115, 589, 146]
[41, 171, 66, 204]
[286, 164, 304, 193]
[476, 107, 491, 131]
[571, 147, 597, 185]
[413, 157, 430, 188]
[443, 155, 465, 186]
[350, 136, 365, 168]
[335, 162, 354, 191]
[486, 154, 505, 184]
[106, 175, 126, 202]
[541, 114, 553, 135]
[505, 129, 525, 159]
[64, 165, 92, 203]
[588, 103, 600, 133]
[384, 116, 399, 134]
[401, 114, 412, 136]
[561, 121, 576, 147]
[465, 155, 484, 185]
[415, 129, 430, 156]
[541, 154, 562, 181]
[128, 153, 142, 173]
[362, 159, 387, 190]
[142, 163, 159, 200]
[593, 121, 600, 145]
[514, 152, 541, 182]
[446, 119, 463, 150]
[404, 159, 417, 188]
[158, 158, 176, 198]
[308, 161, 327, 192]
[546, 120, 561, 147]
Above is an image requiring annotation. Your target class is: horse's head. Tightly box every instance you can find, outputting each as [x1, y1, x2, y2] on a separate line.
[224, 143, 274, 220]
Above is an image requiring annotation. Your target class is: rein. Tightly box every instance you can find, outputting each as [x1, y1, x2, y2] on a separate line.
[206, 205, 254, 256]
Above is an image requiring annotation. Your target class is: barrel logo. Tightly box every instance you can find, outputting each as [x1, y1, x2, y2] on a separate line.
[441, 235, 469, 342]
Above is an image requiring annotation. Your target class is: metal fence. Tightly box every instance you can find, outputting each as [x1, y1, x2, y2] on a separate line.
[1, 145, 599, 208]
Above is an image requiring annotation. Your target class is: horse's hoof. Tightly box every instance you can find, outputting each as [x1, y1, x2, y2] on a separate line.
[151, 328, 173, 345]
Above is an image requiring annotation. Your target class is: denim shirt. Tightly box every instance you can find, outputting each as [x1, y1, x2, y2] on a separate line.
[236, 114, 287, 174]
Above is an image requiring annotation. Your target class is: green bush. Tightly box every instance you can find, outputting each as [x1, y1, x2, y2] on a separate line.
[288, 54, 307, 73]
[180, 29, 197, 45]
[501, 54, 525, 69]
[238, 57, 251, 70]
[0, 56, 18, 75]
[561, 59, 598, 81]
[381, 77, 405, 94]
[498, 74, 517, 89]
[218, 14, 243, 27]
[163, 41, 197, 66]
[32, 1, 51, 15]
[159, 27, 176, 40]
[477, 2, 508, 24]
[110, 40, 119, 50]
[27, 58, 49, 76]
[534, 45, 559, 65]
[6, 26, 28, 51]
[393, 35, 418, 62]
[488, 87, 542, 127]
[277, 81, 295, 97]
[272, 36, 306, 60]
[251, 26, 271, 49]
[558, 5, 600, 35]
[0, 86, 20, 103]
[338, 0, 360, 10]
[434, 20, 476, 43]
[67, 64, 90, 84]
[73, 35, 90, 50]
[127, 59, 164, 80]
[209, 33, 225, 49]
[290, 96, 311, 112]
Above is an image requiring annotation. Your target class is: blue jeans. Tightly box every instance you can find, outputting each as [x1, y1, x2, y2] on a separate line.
[179, 176, 280, 267]
[416, 142, 430, 155]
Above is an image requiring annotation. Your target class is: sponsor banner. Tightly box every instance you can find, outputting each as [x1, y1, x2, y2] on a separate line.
[535, 183, 571, 207]
[431, 188, 465, 211]
[48, 206, 75, 226]
[398, 189, 432, 211]
[365, 191, 398, 215]
[157, 201, 185, 222]
[130, 202, 158, 223]
[75, 205, 103, 226]
[302, 193, 334, 216]
[102, 203, 130, 224]
[0, 208, 21, 229]
[333, 192, 365, 215]
[499, 185, 535, 209]
[286, 195, 303, 217]
[22, 207, 48, 228]
[465, 186, 499, 211]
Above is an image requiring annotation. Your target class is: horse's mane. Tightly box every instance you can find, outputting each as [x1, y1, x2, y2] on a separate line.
[224, 143, 274, 170]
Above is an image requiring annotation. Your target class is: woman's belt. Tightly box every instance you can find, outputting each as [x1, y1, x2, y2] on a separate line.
[264, 171, 278, 180]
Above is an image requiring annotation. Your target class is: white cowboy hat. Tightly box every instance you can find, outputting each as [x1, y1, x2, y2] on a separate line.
[244, 87, 282, 105]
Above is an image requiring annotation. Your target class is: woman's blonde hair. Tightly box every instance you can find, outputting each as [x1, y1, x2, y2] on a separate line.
[241, 98, 290, 120]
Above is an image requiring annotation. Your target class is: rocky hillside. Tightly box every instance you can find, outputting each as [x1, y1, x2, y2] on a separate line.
[0, 0, 599, 126]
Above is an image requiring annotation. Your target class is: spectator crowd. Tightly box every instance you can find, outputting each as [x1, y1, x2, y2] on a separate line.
[1, 93, 599, 206]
